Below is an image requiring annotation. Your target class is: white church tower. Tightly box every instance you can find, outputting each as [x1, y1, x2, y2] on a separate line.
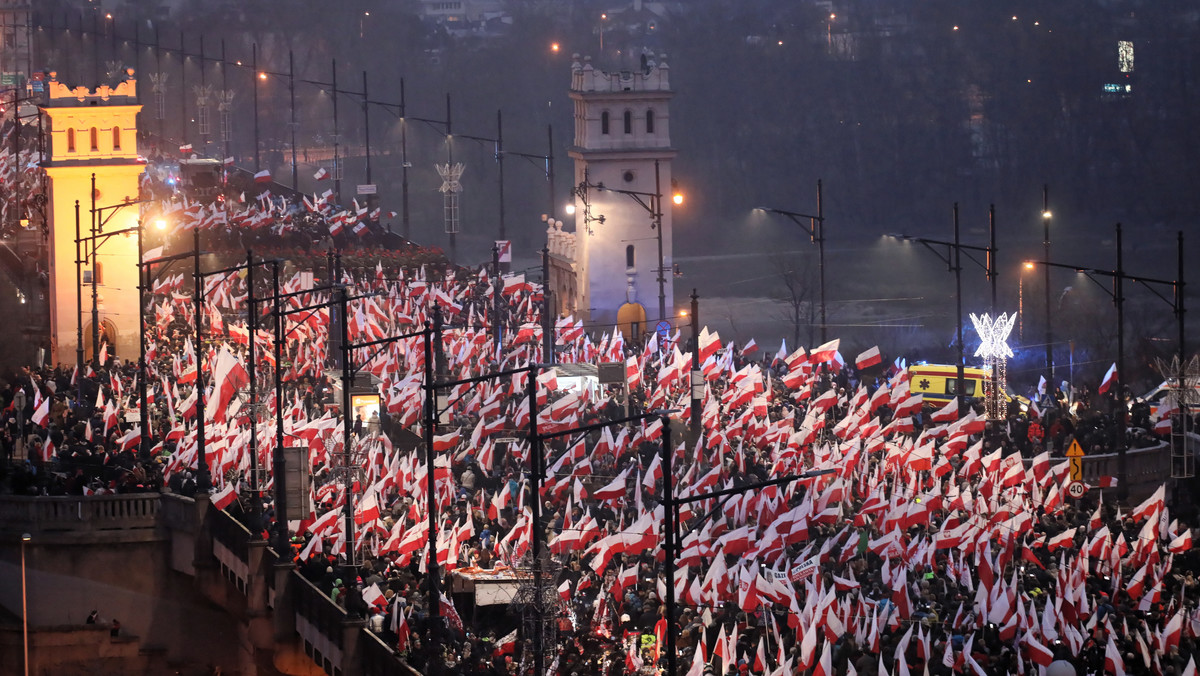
[564, 52, 677, 336]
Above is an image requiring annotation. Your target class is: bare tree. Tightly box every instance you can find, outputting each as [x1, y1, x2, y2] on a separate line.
[769, 252, 817, 348]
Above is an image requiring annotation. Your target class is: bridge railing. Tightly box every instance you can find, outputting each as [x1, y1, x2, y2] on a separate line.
[361, 629, 419, 676]
[0, 493, 160, 541]
[293, 571, 347, 675]
[210, 507, 253, 594]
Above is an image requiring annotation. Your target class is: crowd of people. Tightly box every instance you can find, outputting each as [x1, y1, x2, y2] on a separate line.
[2, 151, 1199, 676]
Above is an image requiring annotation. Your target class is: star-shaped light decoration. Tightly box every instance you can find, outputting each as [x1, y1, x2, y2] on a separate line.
[970, 312, 1017, 359]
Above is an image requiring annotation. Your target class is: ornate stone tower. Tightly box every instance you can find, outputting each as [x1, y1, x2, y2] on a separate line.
[566, 53, 676, 331]
[40, 71, 144, 365]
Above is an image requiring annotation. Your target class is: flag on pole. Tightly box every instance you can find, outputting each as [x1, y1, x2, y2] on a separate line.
[313, 167, 329, 181]
[254, 169, 272, 184]
[1098, 363, 1118, 394]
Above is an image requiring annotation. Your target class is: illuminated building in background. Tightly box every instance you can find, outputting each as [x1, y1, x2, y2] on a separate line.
[40, 71, 145, 364]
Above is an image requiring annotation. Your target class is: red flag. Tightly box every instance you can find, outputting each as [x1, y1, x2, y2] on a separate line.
[254, 169, 272, 183]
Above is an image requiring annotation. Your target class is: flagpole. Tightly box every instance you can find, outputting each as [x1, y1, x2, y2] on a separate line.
[662, 414, 678, 676]
[339, 285, 363, 619]
[1115, 223, 1126, 500]
[194, 227, 210, 493]
[954, 204, 965, 416]
[137, 218, 148, 462]
[690, 290, 700, 433]
[422, 307, 442, 650]
[527, 358, 545, 676]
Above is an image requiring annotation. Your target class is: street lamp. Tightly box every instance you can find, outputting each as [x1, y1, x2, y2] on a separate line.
[1025, 225, 1185, 499]
[884, 203, 997, 412]
[575, 160, 678, 323]
[1042, 185, 1053, 380]
[21, 532, 30, 676]
[755, 180, 826, 344]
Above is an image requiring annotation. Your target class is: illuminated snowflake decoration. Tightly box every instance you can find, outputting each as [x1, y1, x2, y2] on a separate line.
[971, 312, 1017, 420]
[971, 312, 1017, 359]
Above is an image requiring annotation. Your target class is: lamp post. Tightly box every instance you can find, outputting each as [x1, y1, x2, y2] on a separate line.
[755, 179, 826, 344]
[886, 204, 998, 412]
[21, 532, 30, 676]
[575, 160, 681, 324]
[1042, 185, 1053, 380]
[1025, 225, 1185, 499]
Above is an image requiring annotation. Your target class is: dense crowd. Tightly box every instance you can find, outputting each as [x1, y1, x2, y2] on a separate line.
[3, 151, 1199, 676]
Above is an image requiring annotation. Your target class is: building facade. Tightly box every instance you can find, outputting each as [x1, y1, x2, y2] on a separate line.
[40, 70, 145, 366]
[561, 53, 676, 334]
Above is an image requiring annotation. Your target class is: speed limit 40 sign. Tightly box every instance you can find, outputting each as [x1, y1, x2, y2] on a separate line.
[1065, 481, 1088, 499]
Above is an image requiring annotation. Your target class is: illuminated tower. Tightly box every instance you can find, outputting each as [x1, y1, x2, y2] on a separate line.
[40, 70, 144, 365]
[566, 53, 676, 332]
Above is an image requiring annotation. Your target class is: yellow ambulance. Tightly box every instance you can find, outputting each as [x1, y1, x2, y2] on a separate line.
[906, 363, 1030, 413]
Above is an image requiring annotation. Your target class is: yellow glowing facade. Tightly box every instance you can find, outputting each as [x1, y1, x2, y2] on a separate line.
[40, 71, 144, 366]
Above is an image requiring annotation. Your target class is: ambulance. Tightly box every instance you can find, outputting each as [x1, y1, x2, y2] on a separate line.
[906, 363, 1030, 414]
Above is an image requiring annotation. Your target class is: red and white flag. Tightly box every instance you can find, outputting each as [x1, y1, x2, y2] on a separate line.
[179, 143, 193, 154]
[930, 398, 958, 423]
[1098, 363, 1118, 394]
[212, 483, 238, 510]
[810, 339, 840, 364]
[313, 167, 330, 181]
[254, 169, 272, 184]
[855, 346, 882, 370]
[30, 396, 50, 427]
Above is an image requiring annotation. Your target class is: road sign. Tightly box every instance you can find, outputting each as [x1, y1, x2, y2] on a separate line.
[656, 320, 671, 344]
[1066, 481, 1088, 499]
[1066, 439, 1084, 481]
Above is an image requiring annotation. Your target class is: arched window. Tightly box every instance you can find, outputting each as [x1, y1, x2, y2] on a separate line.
[646, 109, 655, 134]
[112, 126, 121, 150]
[67, 128, 76, 152]
[89, 127, 99, 151]
[625, 244, 636, 269]
[623, 110, 632, 134]
[600, 111, 610, 135]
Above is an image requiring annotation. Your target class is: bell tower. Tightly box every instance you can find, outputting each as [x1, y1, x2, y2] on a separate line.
[40, 70, 144, 365]
[566, 53, 677, 330]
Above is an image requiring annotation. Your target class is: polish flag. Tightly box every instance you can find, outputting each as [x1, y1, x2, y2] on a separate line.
[698, 327, 721, 362]
[433, 430, 461, 451]
[223, 156, 234, 166]
[1046, 527, 1076, 552]
[855, 346, 882, 370]
[30, 396, 50, 428]
[313, 167, 329, 181]
[1168, 529, 1193, 554]
[1104, 633, 1126, 676]
[212, 483, 238, 510]
[254, 169, 272, 184]
[929, 398, 958, 423]
[179, 143, 193, 154]
[1098, 363, 1118, 394]
[810, 339, 840, 364]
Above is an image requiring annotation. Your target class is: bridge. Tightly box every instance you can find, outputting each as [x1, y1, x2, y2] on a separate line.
[0, 491, 420, 676]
